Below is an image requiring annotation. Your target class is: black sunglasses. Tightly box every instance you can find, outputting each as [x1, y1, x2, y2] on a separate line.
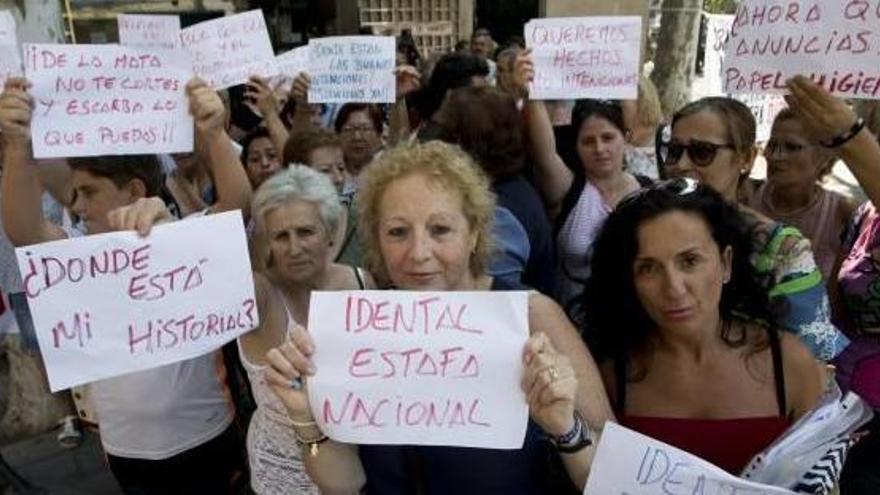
[660, 140, 735, 168]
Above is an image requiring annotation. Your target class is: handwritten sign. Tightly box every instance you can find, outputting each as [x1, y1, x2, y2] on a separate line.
[0, 10, 22, 88]
[118, 14, 182, 50]
[307, 290, 530, 449]
[585, 422, 796, 495]
[525, 16, 642, 100]
[307, 36, 396, 104]
[180, 9, 278, 90]
[24, 43, 194, 158]
[15, 211, 258, 392]
[271, 45, 308, 93]
[723, 1, 880, 99]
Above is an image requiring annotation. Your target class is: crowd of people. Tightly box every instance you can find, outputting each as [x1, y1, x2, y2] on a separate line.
[1, 20, 880, 495]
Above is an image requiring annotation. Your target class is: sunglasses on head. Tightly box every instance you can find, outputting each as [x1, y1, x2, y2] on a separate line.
[617, 177, 700, 210]
[660, 140, 735, 168]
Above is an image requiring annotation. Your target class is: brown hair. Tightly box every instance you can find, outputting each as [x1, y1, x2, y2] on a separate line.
[334, 103, 384, 134]
[68, 155, 164, 196]
[435, 85, 525, 179]
[283, 127, 341, 167]
[357, 141, 495, 283]
[636, 74, 663, 129]
[672, 97, 756, 156]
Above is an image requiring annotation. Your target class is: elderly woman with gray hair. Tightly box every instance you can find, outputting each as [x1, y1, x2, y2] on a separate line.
[238, 165, 374, 494]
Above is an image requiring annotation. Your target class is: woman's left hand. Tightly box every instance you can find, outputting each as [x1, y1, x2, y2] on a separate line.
[785, 75, 858, 144]
[521, 332, 577, 437]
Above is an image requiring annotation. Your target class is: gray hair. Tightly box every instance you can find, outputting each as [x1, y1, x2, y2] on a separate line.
[252, 165, 343, 239]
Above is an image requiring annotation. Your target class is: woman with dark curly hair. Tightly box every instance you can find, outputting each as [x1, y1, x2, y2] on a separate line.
[582, 179, 825, 475]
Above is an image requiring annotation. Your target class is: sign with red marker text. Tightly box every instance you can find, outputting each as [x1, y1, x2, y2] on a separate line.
[307, 36, 396, 104]
[525, 16, 642, 100]
[24, 43, 193, 159]
[0, 10, 22, 88]
[723, 1, 880, 99]
[585, 422, 796, 495]
[180, 9, 278, 90]
[308, 290, 530, 449]
[118, 14, 182, 50]
[15, 211, 258, 392]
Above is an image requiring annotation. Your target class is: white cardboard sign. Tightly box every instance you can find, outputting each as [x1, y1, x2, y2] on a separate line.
[585, 422, 796, 495]
[24, 43, 194, 158]
[723, 0, 880, 99]
[15, 211, 258, 392]
[271, 45, 309, 93]
[525, 16, 642, 100]
[307, 290, 530, 449]
[180, 9, 278, 90]
[307, 36, 396, 104]
[118, 14, 182, 51]
[0, 10, 22, 88]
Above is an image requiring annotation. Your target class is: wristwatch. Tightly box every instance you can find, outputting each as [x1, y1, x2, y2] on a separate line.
[550, 411, 593, 453]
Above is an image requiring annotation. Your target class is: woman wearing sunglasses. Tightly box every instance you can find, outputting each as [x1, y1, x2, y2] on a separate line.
[659, 91, 848, 363]
[514, 50, 649, 320]
[747, 108, 857, 280]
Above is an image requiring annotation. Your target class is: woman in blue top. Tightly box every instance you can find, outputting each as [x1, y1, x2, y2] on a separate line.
[265, 141, 610, 494]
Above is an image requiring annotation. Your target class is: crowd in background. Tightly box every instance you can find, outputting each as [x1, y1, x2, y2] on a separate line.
[1, 20, 880, 495]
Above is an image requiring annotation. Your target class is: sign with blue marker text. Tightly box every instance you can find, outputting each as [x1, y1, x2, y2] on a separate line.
[585, 422, 796, 494]
[180, 9, 278, 90]
[307, 36, 396, 104]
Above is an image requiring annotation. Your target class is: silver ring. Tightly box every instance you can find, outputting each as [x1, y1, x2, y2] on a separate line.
[547, 366, 560, 382]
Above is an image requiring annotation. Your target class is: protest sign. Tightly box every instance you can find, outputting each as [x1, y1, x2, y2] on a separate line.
[307, 36, 396, 104]
[585, 422, 796, 495]
[24, 43, 194, 158]
[307, 290, 530, 449]
[0, 10, 22, 88]
[270, 45, 308, 93]
[737, 92, 788, 143]
[15, 210, 257, 392]
[525, 16, 642, 100]
[723, 1, 880, 99]
[180, 9, 278, 90]
[118, 14, 182, 50]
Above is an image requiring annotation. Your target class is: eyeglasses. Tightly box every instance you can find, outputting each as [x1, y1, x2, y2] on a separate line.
[765, 140, 810, 157]
[617, 177, 700, 210]
[340, 125, 377, 136]
[660, 140, 735, 168]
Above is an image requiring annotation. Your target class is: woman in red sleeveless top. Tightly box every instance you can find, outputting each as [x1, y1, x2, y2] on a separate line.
[581, 179, 827, 475]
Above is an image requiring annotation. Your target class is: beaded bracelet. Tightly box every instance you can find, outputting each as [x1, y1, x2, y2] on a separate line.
[821, 117, 866, 148]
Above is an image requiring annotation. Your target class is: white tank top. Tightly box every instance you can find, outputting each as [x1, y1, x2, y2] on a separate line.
[90, 350, 234, 460]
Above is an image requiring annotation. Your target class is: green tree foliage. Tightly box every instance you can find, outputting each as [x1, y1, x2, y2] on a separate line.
[703, 0, 738, 14]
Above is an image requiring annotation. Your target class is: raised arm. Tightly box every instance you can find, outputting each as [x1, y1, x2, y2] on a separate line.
[0, 77, 67, 245]
[514, 50, 574, 215]
[388, 65, 421, 145]
[288, 73, 317, 136]
[186, 78, 253, 220]
[266, 328, 366, 494]
[786, 76, 880, 207]
[522, 331, 595, 490]
[246, 75, 289, 157]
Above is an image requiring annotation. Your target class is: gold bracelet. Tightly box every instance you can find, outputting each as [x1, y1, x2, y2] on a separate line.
[293, 428, 329, 457]
[290, 418, 317, 428]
